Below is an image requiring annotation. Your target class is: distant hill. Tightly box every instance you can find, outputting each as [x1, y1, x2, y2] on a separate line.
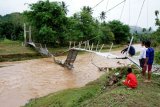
[130, 26, 153, 34]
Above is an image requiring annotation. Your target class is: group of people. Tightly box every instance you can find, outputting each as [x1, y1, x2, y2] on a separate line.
[121, 40, 154, 89]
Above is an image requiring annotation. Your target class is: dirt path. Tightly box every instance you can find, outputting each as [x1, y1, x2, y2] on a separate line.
[0, 44, 141, 107]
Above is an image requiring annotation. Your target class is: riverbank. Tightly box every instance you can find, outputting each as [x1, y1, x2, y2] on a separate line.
[24, 67, 160, 107]
[0, 39, 123, 62]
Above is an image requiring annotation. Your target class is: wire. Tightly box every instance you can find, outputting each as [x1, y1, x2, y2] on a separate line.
[106, 0, 110, 11]
[92, 0, 105, 9]
[105, 0, 126, 14]
[135, 0, 146, 27]
[119, 0, 126, 20]
[147, 0, 149, 28]
[128, 0, 131, 24]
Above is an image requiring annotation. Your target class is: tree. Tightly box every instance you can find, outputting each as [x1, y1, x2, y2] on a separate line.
[100, 23, 115, 43]
[108, 20, 130, 44]
[100, 11, 106, 22]
[81, 6, 93, 14]
[155, 10, 160, 26]
[0, 13, 24, 40]
[142, 28, 146, 33]
[24, 0, 67, 45]
[61, 1, 68, 15]
[155, 10, 159, 18]
[148, 27, 152, 32]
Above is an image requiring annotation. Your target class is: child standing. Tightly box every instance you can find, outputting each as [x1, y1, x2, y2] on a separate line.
[144, 41, 154, 82]
[139, 41, 147, 78]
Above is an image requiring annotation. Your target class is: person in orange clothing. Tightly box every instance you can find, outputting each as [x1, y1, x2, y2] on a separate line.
[122, 68, 138, 89]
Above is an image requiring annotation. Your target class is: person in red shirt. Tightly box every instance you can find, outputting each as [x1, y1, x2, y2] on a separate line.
[122, 68, 138, 89]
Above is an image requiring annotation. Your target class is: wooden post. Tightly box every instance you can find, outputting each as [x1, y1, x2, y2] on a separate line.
[29, 26, 32, 42]
[91, 43, 94, 51]
[40, 44, 42, 48]
[84, 41, 87, 49]
[99, 44, 104, 52]
[96, 41, 99, 51]
[79, 42, 81, 48]
[74, 41, 76, 48]
[87, 41, 90, 50]
[69, 41, 72, 49]
[109, 42, 113, 52]
[24, 23, 27, 46]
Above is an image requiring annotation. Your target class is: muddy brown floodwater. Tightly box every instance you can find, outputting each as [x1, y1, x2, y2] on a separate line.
[0, 50, 133, 107]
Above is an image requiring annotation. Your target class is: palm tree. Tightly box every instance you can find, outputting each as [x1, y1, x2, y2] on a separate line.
[61, 1, 68, 15]
[100, 11, 106, 22]
[155, 10, 159, 18]
[142, 28, 146, 33]
[82, 6, 92, 14]
[148, 27, 152, 32]
[155, 10, 160, 26]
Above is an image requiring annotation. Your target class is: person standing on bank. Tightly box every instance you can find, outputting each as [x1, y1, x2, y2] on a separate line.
[139, 41, 147, 78]
[144, 41, 154, 82]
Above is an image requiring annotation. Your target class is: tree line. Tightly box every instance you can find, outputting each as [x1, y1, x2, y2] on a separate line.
[0, 0, 159, 47]
[0, 0, 130, 46]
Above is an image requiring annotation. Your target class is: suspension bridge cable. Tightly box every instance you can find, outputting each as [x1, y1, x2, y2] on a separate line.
[80, 0, 126, 44]
[147, 0, 149, 28]
[106, 0, 110, 11]
[105, 0, 126, 14]
[135, 0, 146, 27]
[92, 0, 105, 9]
[128, 0, 131, 24]
[119, 0, 126, 20]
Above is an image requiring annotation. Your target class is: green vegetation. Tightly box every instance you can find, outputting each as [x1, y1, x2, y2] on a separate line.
[0, 39, 42, 62]
[24, 67, 160, 107]
[0, 39, 36, 55]
[155, 51, 160, 64]
[0, 12, 24, 40]
[0, 0, 131, 46]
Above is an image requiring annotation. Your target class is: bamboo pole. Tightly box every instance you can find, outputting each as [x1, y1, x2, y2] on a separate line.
[109, 42, 113, 52]
[24, 23, 27, 46]
[74, 41, 76, 48]
[99, 44, 104, 52]
[96, 41, 99, 51]
[29, 26, 32, 42]
[84, 41, 87, 49]
[87, 41, 90, 50]
[91, 43, 94, 51]
[69, 41, 72, 49]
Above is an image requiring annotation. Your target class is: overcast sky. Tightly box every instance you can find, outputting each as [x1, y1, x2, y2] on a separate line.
[0, 0, 160, 30]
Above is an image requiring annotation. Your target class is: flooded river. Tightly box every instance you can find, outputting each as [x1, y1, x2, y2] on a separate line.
[0, 45, 141, 107]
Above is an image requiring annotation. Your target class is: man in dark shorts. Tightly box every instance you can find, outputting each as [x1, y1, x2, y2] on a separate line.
[121, 42, 135, 57]
[139, 41, 147, 78]
[144, 41, 154, 82]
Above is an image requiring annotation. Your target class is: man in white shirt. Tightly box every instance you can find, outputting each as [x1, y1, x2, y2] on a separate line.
[139, 41, 147, 78]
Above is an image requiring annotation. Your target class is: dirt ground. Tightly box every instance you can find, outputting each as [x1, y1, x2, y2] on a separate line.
[0, 44, 141, 107]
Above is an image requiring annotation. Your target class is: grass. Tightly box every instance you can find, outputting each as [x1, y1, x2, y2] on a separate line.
[0, 39, 36, 55]
[23, 67, 160, 107]
[0, 39, 68, 61]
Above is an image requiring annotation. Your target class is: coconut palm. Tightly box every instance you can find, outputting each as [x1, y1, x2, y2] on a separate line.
[148, 27, 152, 32]
[155, 10, 159, 18]
[100, 11, 106, 22]
[61, 1, 68, 15]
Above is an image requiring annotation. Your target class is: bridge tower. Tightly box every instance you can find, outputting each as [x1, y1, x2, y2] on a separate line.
[24, 23, 32, 46]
